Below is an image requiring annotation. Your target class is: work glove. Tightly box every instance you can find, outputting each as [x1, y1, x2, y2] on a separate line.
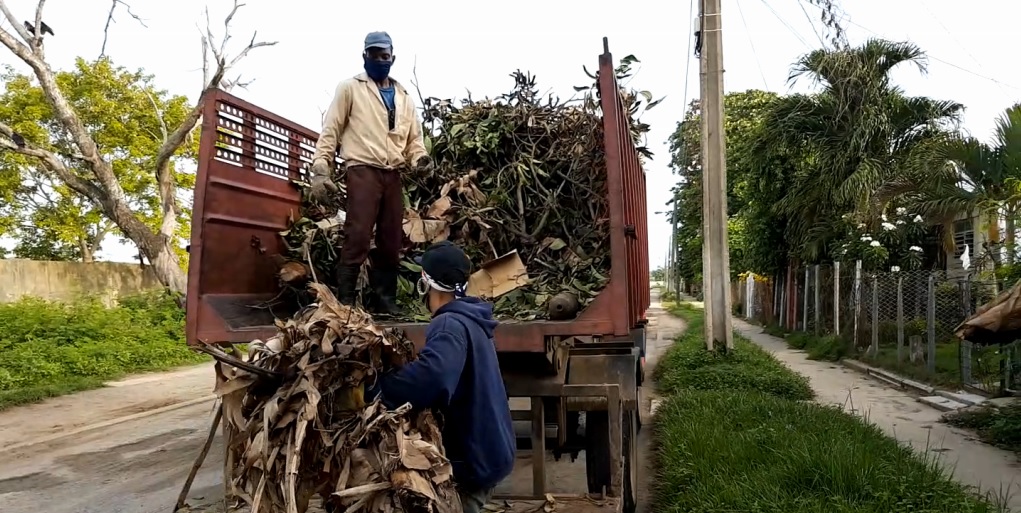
[308, 160, 339, 203]
[414, 155, 435, 173]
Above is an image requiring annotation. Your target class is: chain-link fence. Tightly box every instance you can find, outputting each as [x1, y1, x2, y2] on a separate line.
[738, 262, 1021, 394]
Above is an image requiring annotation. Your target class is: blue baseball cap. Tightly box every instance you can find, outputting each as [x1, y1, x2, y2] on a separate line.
[364, 31, 393, 50]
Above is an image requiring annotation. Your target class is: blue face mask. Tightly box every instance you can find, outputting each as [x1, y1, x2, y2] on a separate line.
[364, 57, 392, 82]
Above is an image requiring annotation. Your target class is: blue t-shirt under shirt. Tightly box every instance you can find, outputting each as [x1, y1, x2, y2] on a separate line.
[379, 86, 396, 130]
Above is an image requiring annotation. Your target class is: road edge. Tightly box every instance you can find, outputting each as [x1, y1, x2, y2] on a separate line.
[0, 394, 217, 454]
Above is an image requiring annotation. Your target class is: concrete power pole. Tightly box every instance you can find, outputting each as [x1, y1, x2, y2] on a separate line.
[699, 0, 734, 350]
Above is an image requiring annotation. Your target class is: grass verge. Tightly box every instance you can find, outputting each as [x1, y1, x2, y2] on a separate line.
[652, 301, 1002, 513]
[656, 303, 813, 401]
[0, 291, 205, 411]
[761, 323, 1000, 388]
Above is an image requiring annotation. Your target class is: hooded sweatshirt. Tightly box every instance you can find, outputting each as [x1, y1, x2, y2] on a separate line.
[377, 297, 516, 491]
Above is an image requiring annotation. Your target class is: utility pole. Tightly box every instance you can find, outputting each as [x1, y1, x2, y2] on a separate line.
[699, 0, 733, 350]
[668, 200, 679, 294]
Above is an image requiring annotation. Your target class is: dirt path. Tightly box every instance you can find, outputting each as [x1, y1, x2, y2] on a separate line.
[634, 289, 685, 513]
[0, 290, 679, 513]
[726, 314, 1021, 509]
[0, 363, 215, 451]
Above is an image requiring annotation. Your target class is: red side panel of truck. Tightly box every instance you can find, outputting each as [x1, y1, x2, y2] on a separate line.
[186, 41, 650, 352]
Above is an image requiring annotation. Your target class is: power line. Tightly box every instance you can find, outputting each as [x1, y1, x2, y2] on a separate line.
[841, 17, 1021, 91]
[737, 0, 770, 90]
[757, 0, 813, 51]
[682, 0, 694, 109]
[797, 0, 827, 47]
[914, 0, 1010, 96]
[670, 0, 697, 292]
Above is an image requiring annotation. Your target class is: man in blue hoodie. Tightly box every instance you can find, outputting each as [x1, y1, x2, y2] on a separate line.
[374, 241, 516, 513]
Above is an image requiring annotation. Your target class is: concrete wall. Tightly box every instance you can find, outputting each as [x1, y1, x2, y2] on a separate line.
[0, 259, 161, 304]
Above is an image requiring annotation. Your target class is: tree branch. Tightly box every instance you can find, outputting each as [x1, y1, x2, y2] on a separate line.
[0, 3, 33, 50]
[147, 0, 274, 243]
[0, 121, 106, 202]
[153, 0, 276, 206]
[99, 0, 148, 60]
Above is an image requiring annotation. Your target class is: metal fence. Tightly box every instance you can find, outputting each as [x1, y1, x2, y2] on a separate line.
[733, 262, 1021, 394]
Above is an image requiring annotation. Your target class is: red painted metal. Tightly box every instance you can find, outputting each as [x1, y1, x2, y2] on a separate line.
[186, 40, 650, 353]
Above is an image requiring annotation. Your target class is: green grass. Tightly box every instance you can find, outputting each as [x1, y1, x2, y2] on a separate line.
[656, 303, 813, 401]
[786, 331, 853, 361]
[0, 291, 205, 410]
[652, 301, 1003, 513]
[763, 323, 1001, 388]
[863, 341, 1002, 389]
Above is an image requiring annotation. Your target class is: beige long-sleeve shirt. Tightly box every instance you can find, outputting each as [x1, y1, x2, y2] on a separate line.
[312, 73, 429, 171]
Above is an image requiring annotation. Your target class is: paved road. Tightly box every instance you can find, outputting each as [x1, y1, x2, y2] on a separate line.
[0, 290, 682, 513]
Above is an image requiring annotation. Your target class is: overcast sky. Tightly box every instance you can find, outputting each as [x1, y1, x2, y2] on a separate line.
[0, 0, 1017, 269]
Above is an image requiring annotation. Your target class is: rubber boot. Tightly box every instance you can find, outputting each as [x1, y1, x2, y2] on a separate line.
[369, 268, 402, 316]
[335, 264, 360, 306]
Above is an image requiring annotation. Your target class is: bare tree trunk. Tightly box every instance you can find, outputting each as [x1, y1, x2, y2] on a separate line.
[0, 0, 274, 296]
[78, 237, 95, 263]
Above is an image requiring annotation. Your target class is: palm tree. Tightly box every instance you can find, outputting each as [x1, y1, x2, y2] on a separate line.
[752, 39, 963, 262]
[900, 104, 1021, 266]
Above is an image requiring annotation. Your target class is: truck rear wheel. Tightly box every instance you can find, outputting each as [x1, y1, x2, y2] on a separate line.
[584, 410, 637, 513]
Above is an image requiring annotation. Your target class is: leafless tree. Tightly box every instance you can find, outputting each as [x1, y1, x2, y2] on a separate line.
[0, 0, 276, 294]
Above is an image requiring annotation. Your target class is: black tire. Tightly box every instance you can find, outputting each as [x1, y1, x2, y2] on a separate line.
[584, 411, 638, 513]
[584, 411, 610, 494]
[622, 411, 638, 513]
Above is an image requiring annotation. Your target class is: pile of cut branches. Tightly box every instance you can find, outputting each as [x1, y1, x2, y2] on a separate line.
[208, 283, 460, 513]
[277, 57, 658, 321]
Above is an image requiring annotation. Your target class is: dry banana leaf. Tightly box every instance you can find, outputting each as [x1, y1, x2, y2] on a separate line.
[213, 283, 460, 513]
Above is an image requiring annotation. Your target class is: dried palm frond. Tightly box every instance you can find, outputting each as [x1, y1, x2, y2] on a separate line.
[213, 283, 459, 513]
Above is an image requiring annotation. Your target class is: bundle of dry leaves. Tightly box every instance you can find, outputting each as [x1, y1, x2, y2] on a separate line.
[208, 283, 460, 513]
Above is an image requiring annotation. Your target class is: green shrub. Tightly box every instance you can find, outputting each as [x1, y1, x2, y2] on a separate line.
[654, 390, 1001, 513]
[786, 332, 852, 361]
[944, 403, 1021, 454]
[0, 290, 203, 409]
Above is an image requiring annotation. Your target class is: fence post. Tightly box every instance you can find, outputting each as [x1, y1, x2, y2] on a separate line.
[896, 274, 904, 363]
[803, 267, 809, 331]
[834, 261, 841, 335]
[814, 265, 821, 335]
[853, 261, 862, 347]
[927, 274, 936, 375]
[746, 274, 754, 321]
[870, 274, 879, 357]
[779, 271, 787, 329]
[961, 274, 973, 385]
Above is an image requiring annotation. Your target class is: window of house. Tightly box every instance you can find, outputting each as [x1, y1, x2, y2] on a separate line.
[953, 218, 975, 258]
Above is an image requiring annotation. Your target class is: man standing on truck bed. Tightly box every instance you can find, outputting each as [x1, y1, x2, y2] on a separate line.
[372, 241, 516, 513]
[309, 31, 432, 315]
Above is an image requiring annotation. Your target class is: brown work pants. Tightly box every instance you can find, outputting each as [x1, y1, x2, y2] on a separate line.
[340, 165, 404, 269]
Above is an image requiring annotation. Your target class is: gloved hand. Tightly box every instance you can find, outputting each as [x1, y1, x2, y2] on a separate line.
[335, 384, 366, 411]
[415, 155, 435, 172]
[308, 160, 338, 203]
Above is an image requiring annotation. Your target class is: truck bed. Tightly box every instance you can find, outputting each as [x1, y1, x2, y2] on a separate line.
[186, 41, 649, 354]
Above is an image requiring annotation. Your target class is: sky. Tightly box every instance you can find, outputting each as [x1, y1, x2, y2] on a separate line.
[0, 0, 1018, 270]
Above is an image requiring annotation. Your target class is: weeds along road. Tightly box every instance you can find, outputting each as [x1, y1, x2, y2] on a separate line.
[0, 289, 682, 513]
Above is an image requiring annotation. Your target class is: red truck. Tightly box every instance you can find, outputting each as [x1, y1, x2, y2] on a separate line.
[186, 38, 650, 513]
